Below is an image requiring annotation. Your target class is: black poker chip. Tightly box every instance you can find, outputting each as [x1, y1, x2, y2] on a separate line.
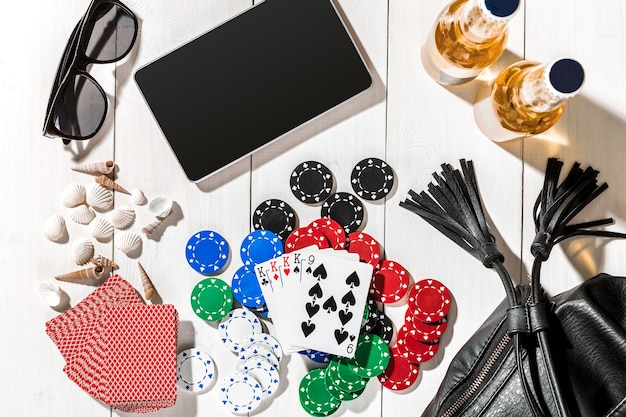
[252, 198, 297, 240]
[350, 157, 394, 201]
[370, 311, 395, 345]
[320, 192, 364, 234]
[290, 161, 334, 204]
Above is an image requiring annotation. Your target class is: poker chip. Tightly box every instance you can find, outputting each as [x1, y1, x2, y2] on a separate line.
[362, 297, 381, 333]
[347, 232, 381, 268]
[369, 260, 410, 304]
[190, 277, 233, 321]
[252, 199, 297, 240]
[176, 348, 216, 393]
[377, 347, 420, 391]
[404, 314, 448, 343]
[320, 192, 364, 234]
[240, 333, 284, 363]
[308, 218, 347, 250]
[218, 308, 264, 353]
[185, 230, 229, 274]
[240, 356, 281, 398]
[218, 372, 263, 415]
[395, 325, 440, 364]
[326, 356, 369, 393]
[346, 333, 391, 378]
[231, 265, 265, 308]
[407, 278, 452, 323]
[290, 161, 334, 204]
[350, 157, 394, 201]
[299, 368, 342, 416]
[370, 311, 395, 345]
[298, 349, 333, 364]
[240, 230, 283, 266]
[238, 344, 281, 369]
[284, 226, 330, 253]
[325, 365, 367, 401]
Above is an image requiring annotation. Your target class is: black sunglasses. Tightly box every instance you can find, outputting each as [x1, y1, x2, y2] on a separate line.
[43, 0, 138, 144]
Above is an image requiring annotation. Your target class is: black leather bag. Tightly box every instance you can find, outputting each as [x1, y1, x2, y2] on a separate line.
[401, 158, 626, 417]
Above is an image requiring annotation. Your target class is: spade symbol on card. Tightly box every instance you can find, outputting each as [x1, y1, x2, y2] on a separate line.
[345, 271, 360, 288]
[306, 302, 320, 318]
[334, 328, 349, 345]
[313, 264, 328, 280]
[322, 296, 337, 313]
[301, 321, 316, 337]
[294, 265, 300, 275]
[339, 309, 353, 325]
[341, 290, 356, 306]
[308, 283, 323, 299]
[305, 266, 312, 275]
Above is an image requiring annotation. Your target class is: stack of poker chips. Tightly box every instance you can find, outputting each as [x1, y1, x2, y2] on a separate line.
[45, 275, 179, 413]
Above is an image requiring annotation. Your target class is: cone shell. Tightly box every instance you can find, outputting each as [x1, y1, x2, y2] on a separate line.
[69, 205, 96, 225]
[71, 239, 94, 265]
[90, 255, 119, 270]
[96, 175, 130, 194]
[131, 188, 147, 206]
[60, 183, 86, 208]
[116, 231, 142, 254]
[89, 217, 114, 240]
[137, 262, 156, 300]
[71, 160, 115, 176]
[43, 214, 67, 242]
[86, 183, 113, 211]
[36, 282, 63, 308]
[110, 207, 135, 229]
[55, 266, 104, 281]
[148, 196, 173, 218]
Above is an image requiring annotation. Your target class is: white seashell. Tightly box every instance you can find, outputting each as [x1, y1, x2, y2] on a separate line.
[131, 188, 148, 205]
[110, 207, 135, 229]
[148, 196, 174, 218]
[43, 214, 66, 242]
[141, 218, 164, 235]
[71, 239, 94, 265]
[86, 183, 113, 211]
[60, 183, 86, 208]
[71, 160, 115, 176]
[116, 231, 142, 254]
[89, 217, 114, 240]
[69, 205, 96, 225]
[36, 282, 63, 308]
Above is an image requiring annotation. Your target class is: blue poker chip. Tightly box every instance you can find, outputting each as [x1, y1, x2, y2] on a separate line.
[298, 349, 333, 363]
[232, 265, 265, 308]
[240, 230, 283, 266]
[186, 230, 229, 274]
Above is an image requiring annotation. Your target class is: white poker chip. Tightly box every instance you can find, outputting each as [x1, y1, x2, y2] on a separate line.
[239, 333, 284, 363]
[241, 356, 281, 398]
[238, 344, 281, 369]
[176, 348, 216, 393]
[219, 372, 263, 415]
[218, 308, 263, 353]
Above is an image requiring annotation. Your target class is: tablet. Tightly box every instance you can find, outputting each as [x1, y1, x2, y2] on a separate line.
[134, 0, 372, 182]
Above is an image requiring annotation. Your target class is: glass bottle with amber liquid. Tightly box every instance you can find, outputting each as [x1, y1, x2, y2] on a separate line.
[421, 0, 521, 85]
[473, 58, 585, 142]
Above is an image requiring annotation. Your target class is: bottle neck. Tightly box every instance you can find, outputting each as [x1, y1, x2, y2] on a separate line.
[518, 61, 581, 113]
[459, 0, 515, 43]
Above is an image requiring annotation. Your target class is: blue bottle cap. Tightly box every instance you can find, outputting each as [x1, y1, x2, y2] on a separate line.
[549, 59, 585, 94]
[484, 0, 520, 18]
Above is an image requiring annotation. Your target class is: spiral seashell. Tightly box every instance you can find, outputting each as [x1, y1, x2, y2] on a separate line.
[110, 207, 135, 229]
[86, 183, 113, 211]
[141, 218, 164, 235]
[137, 262, 156, 300]
[43, 214, 66, 242]
[60, 183, 86, 208]
[90, 255, 119, 270]
[95, 175, 130, 194]
[71, 160, 115, 176]
[116, 231, 142, 254]
[69, 205, 96, 225]
[55, 266, 104, 281]
[131, 188, 148, 206]
[148, 196, 173, 218]
[36, 282, 63, 308]
[71, 239, 95, 265]
[89, 217, 114, 240]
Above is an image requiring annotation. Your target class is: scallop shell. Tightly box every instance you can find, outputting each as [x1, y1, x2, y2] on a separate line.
[36, 282, 63, 308]
[86, 183, 113, 211]
[110, 207, 135, 229]
[131, 188, 148, 206]
[116, 231, 142, 254]
[148, 196, 173, 218]
[60, 183, 86, 208]
[89, 217, 114, 240]
[71, 160, 115, 176]
[71, 239, 95, 265]
[43, 214, 66, 242]
[69, 205, 96, 225]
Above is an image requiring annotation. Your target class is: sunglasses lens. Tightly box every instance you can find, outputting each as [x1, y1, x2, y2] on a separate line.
[53, 74, 106, 138]
[83, 2, 136, 62]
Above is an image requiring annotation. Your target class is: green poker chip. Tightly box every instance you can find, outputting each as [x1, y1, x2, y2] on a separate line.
[345, 333, 391, 378]
[190, 277, 233, 321]
[325, 357, 369, 393]
[299, 369, 341, 416]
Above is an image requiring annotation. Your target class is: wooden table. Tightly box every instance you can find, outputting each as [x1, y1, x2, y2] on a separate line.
[3, 0, 626, 416]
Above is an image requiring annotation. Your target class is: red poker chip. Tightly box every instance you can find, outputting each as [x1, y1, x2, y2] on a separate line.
[377, 346, 420, 391]
[308, 218, 347, 250]
[404, 313, 448, 343]
[369, 260, 410, 304]
[347, 232, 381, 269]
[395, 325, 440, 364]
[406, 278, 451, 323]
[284, 226, 330, 253]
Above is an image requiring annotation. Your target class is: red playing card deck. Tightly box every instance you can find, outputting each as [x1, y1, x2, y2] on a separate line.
[45, 275, 179, 413]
